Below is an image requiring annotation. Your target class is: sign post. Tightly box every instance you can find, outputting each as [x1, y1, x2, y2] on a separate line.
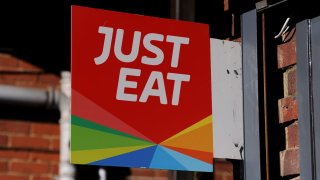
[71, 5, 213, 172]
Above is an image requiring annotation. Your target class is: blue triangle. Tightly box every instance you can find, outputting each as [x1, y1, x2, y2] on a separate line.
[149, 145, 187, 171]
[159, 146, 213, 172]
[89, 145, 157, 168]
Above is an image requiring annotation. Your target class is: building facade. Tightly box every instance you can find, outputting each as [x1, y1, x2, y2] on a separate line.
[0, 0, 319, 180]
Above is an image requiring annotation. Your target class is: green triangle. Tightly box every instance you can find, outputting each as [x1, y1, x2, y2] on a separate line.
[71, 124, 155, 151]
[72, 115, 147, 141]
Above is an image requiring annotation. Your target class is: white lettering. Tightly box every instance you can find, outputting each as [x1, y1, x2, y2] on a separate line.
[114, 29, 141, 63]
[94, 26, 114, 65]
[139, 71, 167, 104]
[116, 68, 141, 102]
[166, 35, 189, 68]
[141, 33, 164, 66]
[167, 73, 190, 105]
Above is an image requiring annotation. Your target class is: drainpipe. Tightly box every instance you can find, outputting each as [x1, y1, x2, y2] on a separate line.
[0, 85, 59, 108]
[0, 71, 75, 180]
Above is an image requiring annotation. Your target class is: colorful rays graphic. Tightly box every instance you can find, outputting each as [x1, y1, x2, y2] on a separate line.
[71, 90, 213, 172]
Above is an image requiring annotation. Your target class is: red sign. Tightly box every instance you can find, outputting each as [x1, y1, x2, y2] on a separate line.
[71, 5, 213, 172]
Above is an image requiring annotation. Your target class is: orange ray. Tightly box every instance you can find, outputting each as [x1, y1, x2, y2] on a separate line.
[160, 122, 213, 153]
[162, 145, 213, 164]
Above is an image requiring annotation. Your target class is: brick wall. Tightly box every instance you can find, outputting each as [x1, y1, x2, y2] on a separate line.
[0, 54, 60, 89]
[129, 168, 168, 180]
[129, 161, 232, 180]
[214, 160, 233, 180]
[277, 30, 300, 179]
[0, 53, 61, 180]
[0, 120, 60, 180]
[130, 161, 232, 180]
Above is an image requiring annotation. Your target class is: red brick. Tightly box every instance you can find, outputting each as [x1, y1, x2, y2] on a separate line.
[130, 169, 168, 178]
[32, 177, 50, 180]
[131, 169, 155, 176]
[279, 96, 298, 123]
[284, 67, 297, 97]
[31, 123, 59, 136]
[51, 138, 60, 151]
[14, 83, 53, 89]
[32, 175, 52, 180]
[280, 148, 300, 176]
[0, 150, 29, 159]
[214, 173, 225, 180]
[154, 170, 168, 177]
[126, 176, 139, 180]
[30, 152, 59, 162]
[38, 74, 60, 86]
[0, 66, 22, 72]
[0, 160, 8, 171]
[0, 77, 5, 84]
[0, 53, 42, 73]
[0, 135, 8, 147]
[286, 121, 299, 148]
[0, 74, 38, 85]
[214, 161, 233, 180]
[18, 61, 42, 73]
[0, 174, 29, 180]
[277, 34, 296, 68]
[0, 120, 30, 134]
[11, 136, 50, 150]
[224, 0, 229, 11]
[214, 161, 233, 172]
[50, 164, 59, 175]
[226, 175, 233, 180]
[11, 161, 50, 174]
[0, 53, 19, 67]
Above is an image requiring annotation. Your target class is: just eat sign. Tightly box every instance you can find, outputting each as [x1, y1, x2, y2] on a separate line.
[96, 26, 191, 105]
[71, 5, 213, 172]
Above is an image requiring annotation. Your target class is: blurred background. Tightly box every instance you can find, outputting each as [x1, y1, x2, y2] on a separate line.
[1, 0, 318, 180]
[0, 0, 239, 179]
[0, 1, 225, 179]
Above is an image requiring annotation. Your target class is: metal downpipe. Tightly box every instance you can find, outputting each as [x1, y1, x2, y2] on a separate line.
[0, 85, 59, 108]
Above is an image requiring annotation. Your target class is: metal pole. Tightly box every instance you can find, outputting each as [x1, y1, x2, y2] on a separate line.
[297, 16, 320, 180]
[170, 0, 180, 20]
[0, 85, 59, 108]
[310, 16, 320, 180]
[241, 9, 262, 180]
[296, 19, 314, 180]
[261, 13, 270, 180]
